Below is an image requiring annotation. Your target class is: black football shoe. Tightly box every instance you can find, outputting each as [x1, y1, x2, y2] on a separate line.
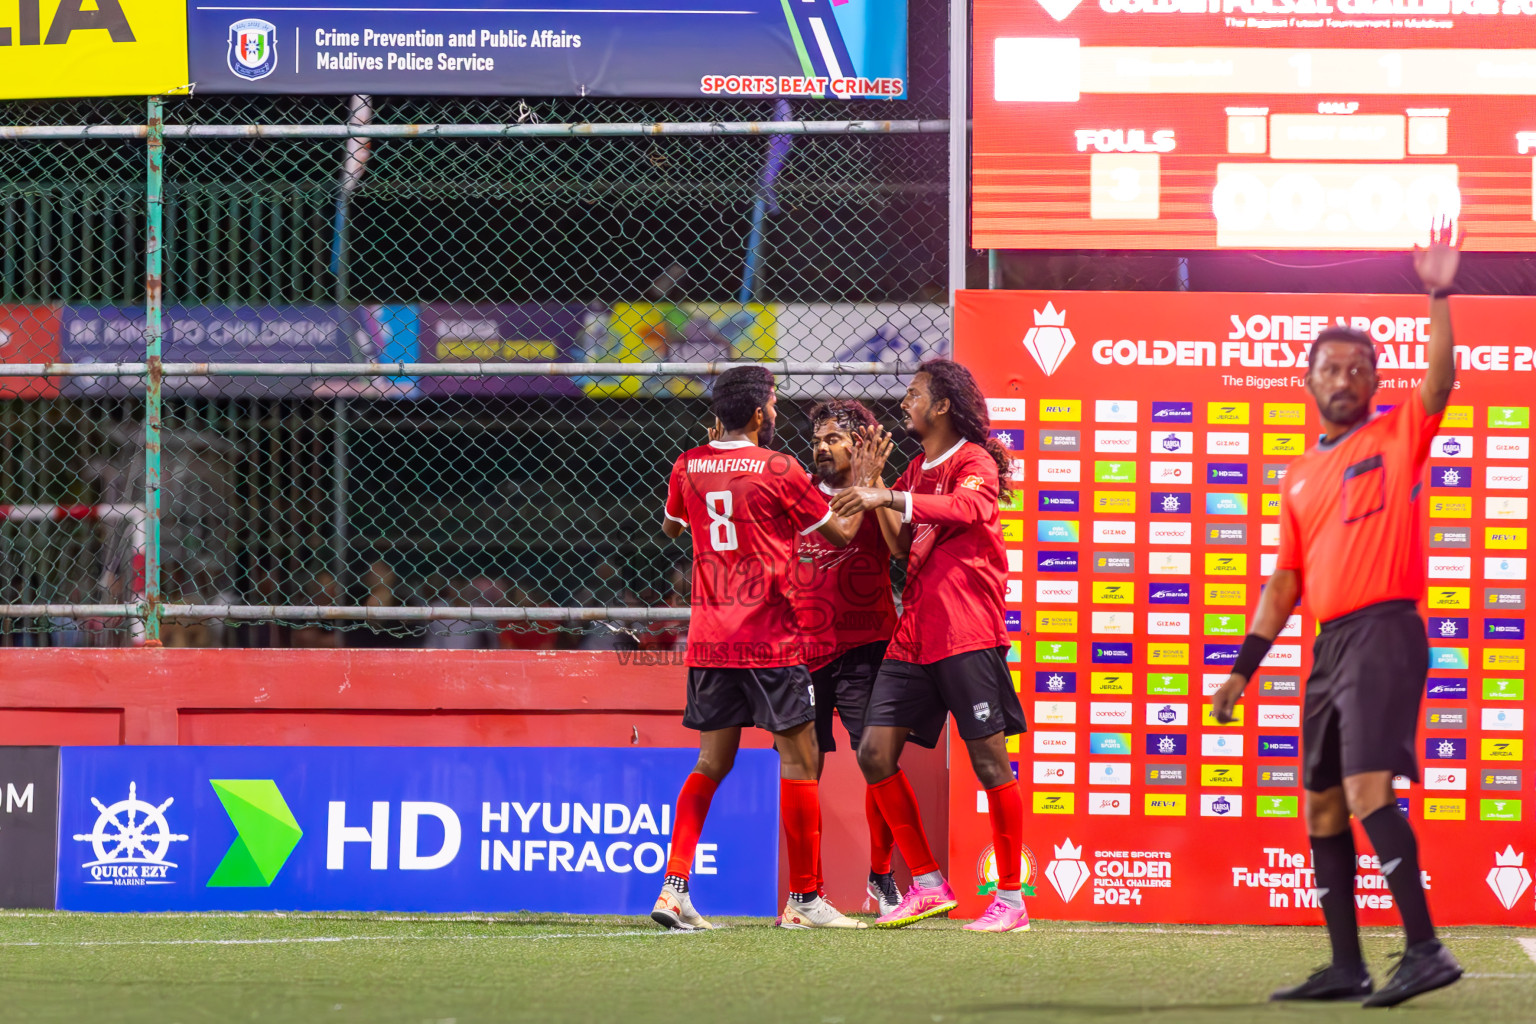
[1269, 962, 1373, 1002]
[1362, 941, 1462, 1008]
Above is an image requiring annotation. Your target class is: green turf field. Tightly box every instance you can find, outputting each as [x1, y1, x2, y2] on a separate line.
[1, 912, 1531, 1023]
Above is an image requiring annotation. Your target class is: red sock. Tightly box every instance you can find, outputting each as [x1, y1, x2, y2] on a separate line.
[866, 785, 894, 875]
[986, 779, 1025, 892]
[780, 779, 821, 895]
[813, 804, 824, 891]
[869, 770, 938, 877]
[665, 772, 719, 879]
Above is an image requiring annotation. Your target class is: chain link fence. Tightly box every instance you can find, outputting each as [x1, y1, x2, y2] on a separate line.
[0, 0, 955, 647]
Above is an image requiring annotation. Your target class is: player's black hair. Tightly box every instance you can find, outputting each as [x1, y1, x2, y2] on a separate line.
[806, 398, 879, 435]
[916, 358, 1012, 498]
[1308, 327, 1378, 370]
[711, 365, 775, 431]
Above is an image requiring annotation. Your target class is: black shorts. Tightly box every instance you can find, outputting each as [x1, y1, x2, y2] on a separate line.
[810, 640, 887, 752]
[683, 664, 816, 735]
[1303, 599, 1428, 792]
[864, 646, 1027, 749]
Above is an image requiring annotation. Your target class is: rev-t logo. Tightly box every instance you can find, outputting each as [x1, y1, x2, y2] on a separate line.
[2, 0, 135, 46]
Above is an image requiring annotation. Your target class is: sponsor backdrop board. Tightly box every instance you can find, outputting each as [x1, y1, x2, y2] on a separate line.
[57, 746, 778, 914]
[952, 290, 1535, 926]
[0, 747, 61, 909]
[187, 0, 907, 99]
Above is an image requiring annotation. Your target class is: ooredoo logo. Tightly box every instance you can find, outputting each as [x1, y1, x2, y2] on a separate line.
[1022, 303, 1076, 376]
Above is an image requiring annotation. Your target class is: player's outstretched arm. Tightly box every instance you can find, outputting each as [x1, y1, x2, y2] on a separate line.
[1415, 217, 1462, 416]
[1211, 568, 1300, 724]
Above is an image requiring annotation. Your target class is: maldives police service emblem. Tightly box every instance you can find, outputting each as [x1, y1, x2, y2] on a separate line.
[228, 18, 278, 81]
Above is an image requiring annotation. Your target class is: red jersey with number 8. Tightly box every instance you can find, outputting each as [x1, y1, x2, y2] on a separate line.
[664, 439, 833, 668]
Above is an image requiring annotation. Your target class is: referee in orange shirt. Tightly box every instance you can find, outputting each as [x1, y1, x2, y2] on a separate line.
[1213, 221, 1464, 1008]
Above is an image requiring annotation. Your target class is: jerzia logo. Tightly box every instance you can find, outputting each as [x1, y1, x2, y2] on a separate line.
[1022, 303, 1075, 376]
[73, 782, 188, 886]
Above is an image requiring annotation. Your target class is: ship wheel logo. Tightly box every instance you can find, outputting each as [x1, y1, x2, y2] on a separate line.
[73, 782, 189, 881]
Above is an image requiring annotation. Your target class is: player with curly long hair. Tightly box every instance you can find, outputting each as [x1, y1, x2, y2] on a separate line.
[829, 358, 1028, 933]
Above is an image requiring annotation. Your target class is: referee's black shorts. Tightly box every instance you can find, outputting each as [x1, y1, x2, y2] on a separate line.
[864, 646, 1027, 749]
[683, 664, 816, 735]
[1303, 599, 1428, 792]
[809, 640, 886, 752]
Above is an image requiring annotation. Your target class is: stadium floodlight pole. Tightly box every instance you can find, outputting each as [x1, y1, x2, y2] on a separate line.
[143, 95, 165, 647]
[949, 0, 970, 304]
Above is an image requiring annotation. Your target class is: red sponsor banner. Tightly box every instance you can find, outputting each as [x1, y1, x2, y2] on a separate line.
[0, 305, 60, 400]
[952, 289, 1535, 925]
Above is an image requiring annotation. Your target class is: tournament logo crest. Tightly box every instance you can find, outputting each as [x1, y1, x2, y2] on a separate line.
[228, 18, 278, 81]
[1022, 302, 1075, 376]
[976, 842, 1038, 897]
[1045, 838, 1089, 902]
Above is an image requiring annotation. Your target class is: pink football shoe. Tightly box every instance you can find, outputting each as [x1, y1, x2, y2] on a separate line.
[873, 880, 959, 928]
[963, 896, 1031, 932]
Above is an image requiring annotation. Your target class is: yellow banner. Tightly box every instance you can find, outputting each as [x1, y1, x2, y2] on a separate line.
[3, 0, 189, 99]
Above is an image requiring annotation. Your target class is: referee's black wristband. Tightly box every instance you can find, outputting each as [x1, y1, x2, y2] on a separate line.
[1231, 633, 1273, 680]
[1428, 286, 1460, 300]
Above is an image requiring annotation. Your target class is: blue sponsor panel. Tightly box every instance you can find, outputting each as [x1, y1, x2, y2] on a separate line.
[1089, 733, 1133, 755]
[1485, 618, 1526, 640]
[1257, 736, 1299, 758]
[1204, 643, 1240, 666]
[1038, 490, 1081, 513]
[1035, 671, 1077, 693]
[1093, 642, 1133, 664]
[1006, 611, 1022, 632]
[990, 428, 1023, 450]
[1204, 492, 1248, 515]
[1431, 465, 1472, 488]
[1146, 733, 1187, 756]
[1150, 491, 1193, 515]
[1428, 617, 1469, 640]
[1151, 401, 1193, 422]
[1426, 678, 1469, 699]
[187, 0, 908, 98]
[1207, 463, 1248, 484]
[1424, 739, 1467, 760]
[1148, 583, 1190, 604]
[57, 746, 777, 914]
[1037, 550, 1080, 573]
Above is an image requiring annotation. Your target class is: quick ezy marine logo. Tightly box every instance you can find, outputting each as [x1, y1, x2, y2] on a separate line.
[73, 782, 188, 886]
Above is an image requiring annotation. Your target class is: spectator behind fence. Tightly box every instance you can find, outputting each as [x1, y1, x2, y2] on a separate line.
[351, 559, 422, 647]
[422, 574, 501, 649]
[291, 570, 344, 649]
[498, 582, 559, 651]
[571, 559, 639, 651]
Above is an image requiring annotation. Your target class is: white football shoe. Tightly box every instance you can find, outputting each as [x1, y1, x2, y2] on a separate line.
[777, 895, 868, 930]
[651, 881, 714, 931]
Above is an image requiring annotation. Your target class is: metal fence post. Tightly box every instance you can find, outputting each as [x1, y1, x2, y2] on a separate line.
[144, 96, 165, 646]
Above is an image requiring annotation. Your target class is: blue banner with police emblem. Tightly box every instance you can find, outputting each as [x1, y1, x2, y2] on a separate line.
[57, 746, 778, 913]
[187, 0, 907, 98]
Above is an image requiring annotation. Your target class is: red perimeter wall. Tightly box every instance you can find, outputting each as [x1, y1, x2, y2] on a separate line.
[0, 649, 948, 912]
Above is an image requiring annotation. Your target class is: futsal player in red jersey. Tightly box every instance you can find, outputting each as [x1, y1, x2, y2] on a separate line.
[790, 399, 901, 915]
[830, 359, 1030, 933]
[1213, 222, 1464, 1006]
[652, 366, 869, 931]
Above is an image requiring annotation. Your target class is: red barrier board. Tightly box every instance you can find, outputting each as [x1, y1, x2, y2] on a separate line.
[0, 306, 59, 399]
[952, 289, 1534, 925]
[972, 1, 1536, 250]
